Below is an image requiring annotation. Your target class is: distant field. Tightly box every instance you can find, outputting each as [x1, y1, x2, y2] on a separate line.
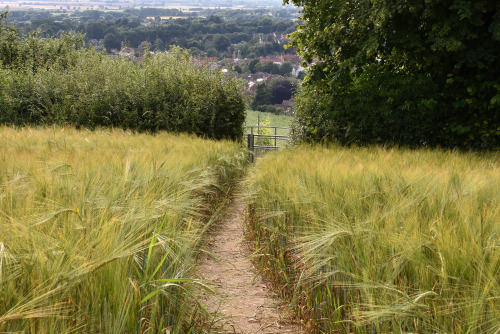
[0, 127, 245, 332]
[245, 109, 292, 134]
[246, 145, 500, 333]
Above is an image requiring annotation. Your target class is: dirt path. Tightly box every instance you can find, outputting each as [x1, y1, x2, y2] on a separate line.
[196, 198, 301, 334]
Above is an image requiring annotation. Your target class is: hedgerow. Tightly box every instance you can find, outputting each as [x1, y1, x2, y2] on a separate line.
[1, 12, 245, 140]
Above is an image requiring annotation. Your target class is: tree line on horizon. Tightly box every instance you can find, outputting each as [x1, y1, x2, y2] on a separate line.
[7, 8, 299, 58]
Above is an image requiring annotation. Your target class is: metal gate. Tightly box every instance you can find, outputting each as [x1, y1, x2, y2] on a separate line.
[245, 126, 291, 162]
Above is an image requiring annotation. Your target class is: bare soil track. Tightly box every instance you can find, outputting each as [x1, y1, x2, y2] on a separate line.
[197, 198, 301, 334]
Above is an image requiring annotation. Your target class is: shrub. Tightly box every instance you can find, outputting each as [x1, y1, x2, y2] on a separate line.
[1, 48, 245, 139]
[256, 104, 284, 115]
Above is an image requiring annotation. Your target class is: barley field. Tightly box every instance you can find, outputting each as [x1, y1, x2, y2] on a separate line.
[0, 127, 245, 333]
[245, 146, 500, 333]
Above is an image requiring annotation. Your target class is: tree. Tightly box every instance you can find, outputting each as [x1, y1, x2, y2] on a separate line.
[85, 22, 106, 39]
[248, 59, 260, 73]
[153, 37, 164, 51]
[206, 47, 217, 57]
[0, 11, 20, 67]
[271, 80, 295, 104]
[251, 83, 272, 109]
[138, 41, 151, 50]
[189, 47, 201, 55]
[257, 105, 284, 115]
[103, 32, 120, 51]
[214, 34, 231, 52]
[1, 12, 84, 70]
[261, 61, 280, 74]
[207, 15, 223, 24]
[286, 0, 500, 149]
[279, 61, 293, 76]
[233, 64, 242, 74]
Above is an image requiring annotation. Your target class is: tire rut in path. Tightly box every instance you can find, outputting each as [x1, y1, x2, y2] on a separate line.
[196, 198, 301, 334]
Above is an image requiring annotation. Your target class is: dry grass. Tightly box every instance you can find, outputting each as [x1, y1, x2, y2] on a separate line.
[245, 145, 500, 333]
[0, 126, 246, 333]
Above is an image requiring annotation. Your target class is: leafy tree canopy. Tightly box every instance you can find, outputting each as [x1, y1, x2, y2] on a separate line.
[214, 34, 231, 51]
[271, 80, 295, 104]
[286, 0, 500, 149]
[249, 58, 260, 73]
[1, 11, 84, 71]
[103, 32, 120, 50]
[5, 8, 299, 59]
[252, 83, 273, 109]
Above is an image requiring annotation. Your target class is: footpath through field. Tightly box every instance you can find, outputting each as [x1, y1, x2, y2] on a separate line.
[196, 198, 301, 334]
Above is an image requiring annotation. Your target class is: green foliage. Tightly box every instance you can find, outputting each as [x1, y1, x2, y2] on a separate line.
[0, 17, 246, 140]
[233, 64, 242, 73]
[213, 34, 231, 51]
[251, 79, 295, 115]
[256, 104, 284, 115]
[251, 114, 274, 147]
[279, 60, 293, 76]
[254, 60, 296, 76]
[287, 0, 500, 149]
[255, 61, 280, 74]
[251, 82, 272, 109]
[103, 32, 120, 50]
[1, 12, 84, 72]
[206, 47, 217, 57]
[248, 59, 260, 73]
[270, 79, 294, 104]
[10, 8, 298, 59]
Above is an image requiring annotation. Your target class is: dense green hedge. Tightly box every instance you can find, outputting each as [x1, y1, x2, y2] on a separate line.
[4, 49, 245, 139]
[287, 0, 500, 150]
[1, 14, 245, 140]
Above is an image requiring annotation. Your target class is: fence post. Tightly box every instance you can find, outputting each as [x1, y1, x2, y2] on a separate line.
[274, 127, 277, 149]
[247, 133, 254, 162]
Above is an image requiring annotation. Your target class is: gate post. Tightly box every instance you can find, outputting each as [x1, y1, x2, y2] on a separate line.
[274, 127, 277, 148]
[247, 133, 254, 162]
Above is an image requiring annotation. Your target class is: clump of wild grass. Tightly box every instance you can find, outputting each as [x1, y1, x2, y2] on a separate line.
[0, 126, 245, 333]
[245, 145, 500, 333]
